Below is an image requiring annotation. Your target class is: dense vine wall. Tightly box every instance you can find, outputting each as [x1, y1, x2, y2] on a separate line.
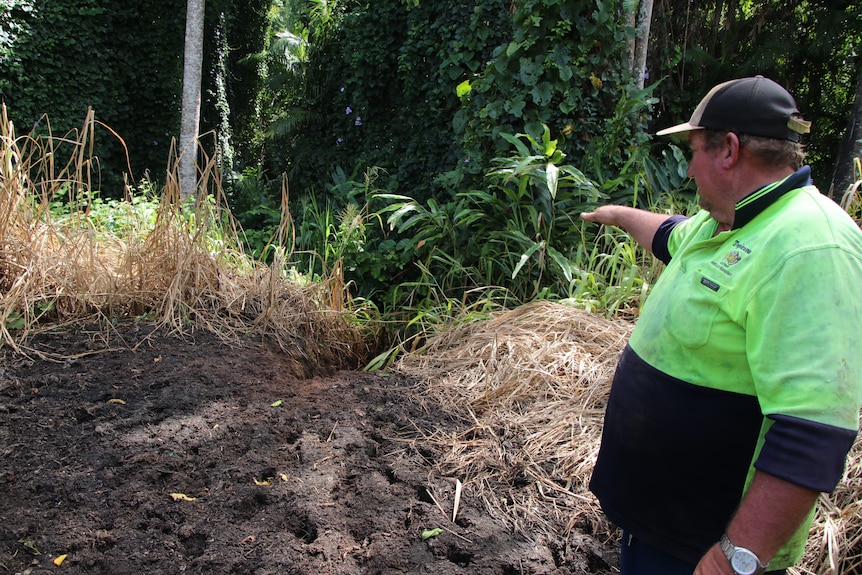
[459, 0, 634, 177]
[0, 0, 274, 196]
[279, 0, 638, 202]
[275, 0, 508, 201]
[3, 0, 856, 203]
[0, 0, 185, 194]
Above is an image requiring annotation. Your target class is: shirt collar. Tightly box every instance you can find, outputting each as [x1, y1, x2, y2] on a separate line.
[732, 166, 812, 230]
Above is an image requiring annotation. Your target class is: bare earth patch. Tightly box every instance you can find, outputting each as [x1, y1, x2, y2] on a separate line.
[0, 323, 617, 575]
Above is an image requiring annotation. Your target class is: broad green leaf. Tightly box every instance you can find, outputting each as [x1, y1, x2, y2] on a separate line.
[499, 132, 531, 157]
[530, 81, 553, 106]
[386, 204, 420, 229]
[365, 347, 401, 371]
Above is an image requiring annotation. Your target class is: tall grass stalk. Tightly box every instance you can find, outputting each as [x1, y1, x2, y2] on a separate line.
[560, 222, 662, 319]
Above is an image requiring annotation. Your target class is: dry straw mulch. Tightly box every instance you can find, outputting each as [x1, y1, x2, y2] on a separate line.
[395, 301, 630, 547]
[394, 300, 862, 574]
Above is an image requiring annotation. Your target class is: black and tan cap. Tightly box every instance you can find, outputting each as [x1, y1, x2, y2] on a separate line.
[656, 76, 811, 142]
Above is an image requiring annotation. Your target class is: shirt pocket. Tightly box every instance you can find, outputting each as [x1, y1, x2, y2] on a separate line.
[667, 268, 727, 349]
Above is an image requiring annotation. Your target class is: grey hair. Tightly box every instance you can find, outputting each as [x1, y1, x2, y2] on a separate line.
[702, 130, 805, 170]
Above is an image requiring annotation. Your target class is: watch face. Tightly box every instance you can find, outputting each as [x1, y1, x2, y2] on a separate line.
[730, 549, 759, 575]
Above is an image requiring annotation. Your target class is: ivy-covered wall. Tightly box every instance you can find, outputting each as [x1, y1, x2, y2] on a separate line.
[205, 0, 275, 172]
[458, 0, 636, 184]
[0, 0, 185, 194]
[280, 0, 638, 203]
[0, 0, 274, 196]
[280, 0, 513, 201]
[3, 0, 857, 204]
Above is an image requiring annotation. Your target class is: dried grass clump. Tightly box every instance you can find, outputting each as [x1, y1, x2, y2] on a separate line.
[797, 440, 862, 575]
[394, 300, 631, 543]
[395, 300, 862, 575]
[0, 105, 371, 371]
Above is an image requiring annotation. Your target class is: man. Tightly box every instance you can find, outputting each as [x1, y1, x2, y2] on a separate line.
[581, 76, 862, 575]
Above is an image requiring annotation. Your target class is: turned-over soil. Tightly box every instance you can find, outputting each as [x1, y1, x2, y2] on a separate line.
[0, 323, 617, 575]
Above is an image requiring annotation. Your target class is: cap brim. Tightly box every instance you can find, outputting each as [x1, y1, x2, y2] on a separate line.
[655, 122, 704, 137]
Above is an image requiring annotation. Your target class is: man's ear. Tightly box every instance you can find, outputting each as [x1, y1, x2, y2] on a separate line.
[722, 132, 741, 168]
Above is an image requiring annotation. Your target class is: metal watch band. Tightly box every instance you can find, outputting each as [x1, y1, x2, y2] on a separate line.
[719, 533, 768, 575]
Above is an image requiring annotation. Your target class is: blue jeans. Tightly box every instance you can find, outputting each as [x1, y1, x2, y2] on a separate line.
[620, 532, 786, 575]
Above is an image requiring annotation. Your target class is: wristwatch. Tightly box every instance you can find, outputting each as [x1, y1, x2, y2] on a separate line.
[719, 533, 768, 575]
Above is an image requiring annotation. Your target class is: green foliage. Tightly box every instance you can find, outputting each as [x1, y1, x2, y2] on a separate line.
[367, 110, 704, 328]
[286, 166, 411, 299]
[363, 123, 699, 359]
[642, 143, 698, 209]
[296, 69, 678, 314]
[266, 0, 511, 202]
[379, 124, 610, 304]
[49, 190, 162, 243]
[394, 0, 512, 199]
[247, 3, 325, 176]
[213, 0, 276, 171]
[474, 126, 606, 296]
[456, 0, 636, 188]
[559, 224, 660, 316]
[283, 0, 650, 222]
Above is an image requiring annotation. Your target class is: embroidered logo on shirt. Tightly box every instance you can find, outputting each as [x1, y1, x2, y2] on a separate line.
[723, 251, 742, 266]
[711, 240, 751, 276]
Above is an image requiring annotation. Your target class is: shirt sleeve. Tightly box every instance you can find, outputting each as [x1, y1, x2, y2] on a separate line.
[747, 245, 862, 491]
[757, 414, 857, 492]
[651, 215, 689, 264]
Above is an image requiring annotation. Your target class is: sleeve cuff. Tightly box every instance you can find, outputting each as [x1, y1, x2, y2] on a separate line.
[755, 414, 858, 492]
[651, 215, 688, 264]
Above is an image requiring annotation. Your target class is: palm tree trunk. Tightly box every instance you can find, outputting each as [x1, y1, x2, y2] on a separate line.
[633, 0, 654, 89]
[180, 0, 205, 199]
[623, 0, 638, 80]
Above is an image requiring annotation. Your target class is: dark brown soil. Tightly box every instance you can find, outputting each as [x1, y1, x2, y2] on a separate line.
[0, 323, 617, 575]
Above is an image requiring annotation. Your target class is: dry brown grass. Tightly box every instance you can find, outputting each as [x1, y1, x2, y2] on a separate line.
[394, 300, 862, 574]
[395, 301, 629, 545]
[798, 442, 862, 574]
[0, 105, 371, 370]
